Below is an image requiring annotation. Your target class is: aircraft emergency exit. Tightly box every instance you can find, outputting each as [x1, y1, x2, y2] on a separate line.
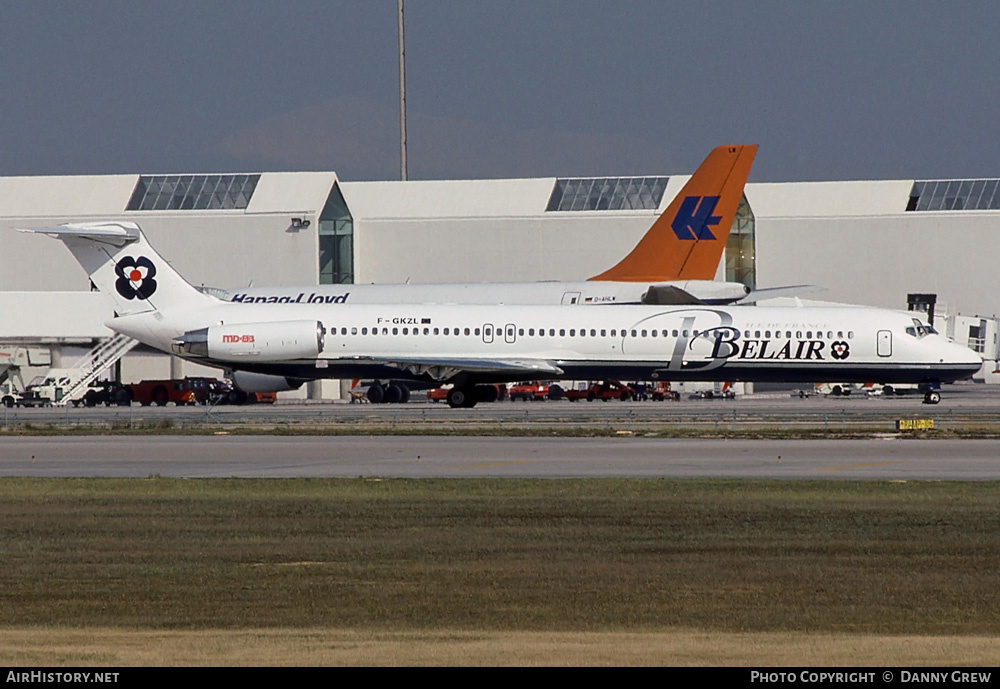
[20, 222, 981, 407]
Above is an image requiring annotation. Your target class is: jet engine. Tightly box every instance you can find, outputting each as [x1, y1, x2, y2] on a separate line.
[172, 320, 325, 362]
[229, 370, 305, 393]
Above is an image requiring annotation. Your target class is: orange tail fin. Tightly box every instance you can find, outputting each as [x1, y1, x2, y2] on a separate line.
[589, 144, 757, 282]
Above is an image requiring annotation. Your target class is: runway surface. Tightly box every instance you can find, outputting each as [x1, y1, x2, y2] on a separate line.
[1, 435, 997, 479]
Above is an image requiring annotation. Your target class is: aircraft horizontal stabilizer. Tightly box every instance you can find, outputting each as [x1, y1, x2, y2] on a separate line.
[18, 222, 141, 247]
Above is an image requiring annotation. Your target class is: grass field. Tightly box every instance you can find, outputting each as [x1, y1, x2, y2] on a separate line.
[0, 478, 997, 665]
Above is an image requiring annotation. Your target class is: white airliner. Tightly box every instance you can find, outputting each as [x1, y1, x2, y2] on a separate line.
[214, 145, 806, 308]
[21, 222, 981, 407]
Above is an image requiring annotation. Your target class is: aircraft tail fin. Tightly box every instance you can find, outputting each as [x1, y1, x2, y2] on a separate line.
[18, 221, 217, 316]
[589, 144, 757, 282]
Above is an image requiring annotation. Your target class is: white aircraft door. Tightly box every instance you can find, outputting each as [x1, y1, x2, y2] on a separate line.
[505, 323, 516, 344]
[483, 324, 495, 344]
[877, 330, 892, 357]
[561, 292, 581, 305]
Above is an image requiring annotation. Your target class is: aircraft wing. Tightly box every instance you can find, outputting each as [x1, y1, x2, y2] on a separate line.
[737, 285, 824, 304]
[350, 355, 564, 382]
[641, 285, 706, 305]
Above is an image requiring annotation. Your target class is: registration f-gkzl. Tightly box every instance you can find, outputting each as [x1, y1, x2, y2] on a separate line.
[21, 222, 980, 406]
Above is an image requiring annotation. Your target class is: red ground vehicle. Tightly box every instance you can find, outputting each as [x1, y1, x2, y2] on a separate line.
[427, 387, 449, 402]
[650, 381, 680, 401]
[127, 377, 235, 406]
[554, 381, 635, 402]
[508, 381, 549, 401]
[225, 388, 277, 405]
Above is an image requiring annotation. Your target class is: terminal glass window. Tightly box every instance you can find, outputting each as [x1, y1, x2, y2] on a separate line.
[546, 177, 669, 211]
[126, 174, 260, 211]
[907, 179, 1000, 211]
[725, 194, 756, 291]
[318, 183, 354, 284]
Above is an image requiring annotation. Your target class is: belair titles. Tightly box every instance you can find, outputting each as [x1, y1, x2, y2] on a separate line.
[625, 309, 851, 374]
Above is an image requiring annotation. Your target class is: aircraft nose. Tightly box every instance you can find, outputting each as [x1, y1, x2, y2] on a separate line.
[949, 340, 984, 371]
[958, 342, 983, 363]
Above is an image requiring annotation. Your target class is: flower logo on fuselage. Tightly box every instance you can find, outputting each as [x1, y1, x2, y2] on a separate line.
[115, 256, 158, 300]
[830, 341, 850, 360]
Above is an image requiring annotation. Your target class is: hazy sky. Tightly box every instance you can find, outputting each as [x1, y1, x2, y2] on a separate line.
[3, 1, 999, 182]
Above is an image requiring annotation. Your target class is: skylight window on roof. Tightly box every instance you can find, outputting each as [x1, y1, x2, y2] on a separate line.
[126, 174, 260, 211]
[546, 176, 668, 211]
[908, 179, 1000, 211]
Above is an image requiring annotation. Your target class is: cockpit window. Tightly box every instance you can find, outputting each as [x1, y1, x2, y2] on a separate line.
[908, 318, 938, 338]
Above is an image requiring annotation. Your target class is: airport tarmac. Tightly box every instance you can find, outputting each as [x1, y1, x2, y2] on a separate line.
[5, 382, 1000, 428]
[2, 384, 998, 480]
[1, 435, 997, 480]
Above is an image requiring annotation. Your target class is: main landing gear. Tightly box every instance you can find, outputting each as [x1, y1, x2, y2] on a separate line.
[366, 382, 411, 404]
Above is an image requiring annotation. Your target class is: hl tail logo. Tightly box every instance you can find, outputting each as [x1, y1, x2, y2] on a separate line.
[671, 196, 722, 241]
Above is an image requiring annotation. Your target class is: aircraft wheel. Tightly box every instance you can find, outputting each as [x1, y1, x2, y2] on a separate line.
[383, 384, 403, 404]
[923, 391, 941, 405]
[447, 388, 476, 408]
[478, 385, 498, 403]
[367, 383, 385, 404]
[399, 386, 411, 403]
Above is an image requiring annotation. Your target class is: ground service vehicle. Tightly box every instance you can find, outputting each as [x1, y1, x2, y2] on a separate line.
[555, 381, 635, 402]
[650, 381, 680, 401]
[78, 380, 131, 407]
[509, 382, 549, 401]
[127, 377, 226, 406]
[426, 387, 448, 402]
[8, 373, 74, 407]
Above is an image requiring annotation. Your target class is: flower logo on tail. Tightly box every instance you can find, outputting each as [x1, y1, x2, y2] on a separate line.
[115, 256, 158, 300]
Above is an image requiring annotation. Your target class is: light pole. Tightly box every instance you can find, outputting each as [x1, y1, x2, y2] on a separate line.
[398, 0, 407, 181]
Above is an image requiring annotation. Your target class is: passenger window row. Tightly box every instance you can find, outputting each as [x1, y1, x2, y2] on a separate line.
[326, 325, 856, 340]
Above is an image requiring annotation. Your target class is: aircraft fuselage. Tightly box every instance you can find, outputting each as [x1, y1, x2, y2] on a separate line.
[110, 301, 982, 387]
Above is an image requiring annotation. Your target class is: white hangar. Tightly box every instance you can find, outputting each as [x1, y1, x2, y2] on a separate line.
[1, 169, 997, 397]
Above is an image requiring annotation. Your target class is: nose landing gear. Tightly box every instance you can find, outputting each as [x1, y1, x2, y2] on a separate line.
[919, 384, 941, 405]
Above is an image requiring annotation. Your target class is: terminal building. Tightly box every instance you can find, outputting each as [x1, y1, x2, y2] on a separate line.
[2, 169, 998, 400]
